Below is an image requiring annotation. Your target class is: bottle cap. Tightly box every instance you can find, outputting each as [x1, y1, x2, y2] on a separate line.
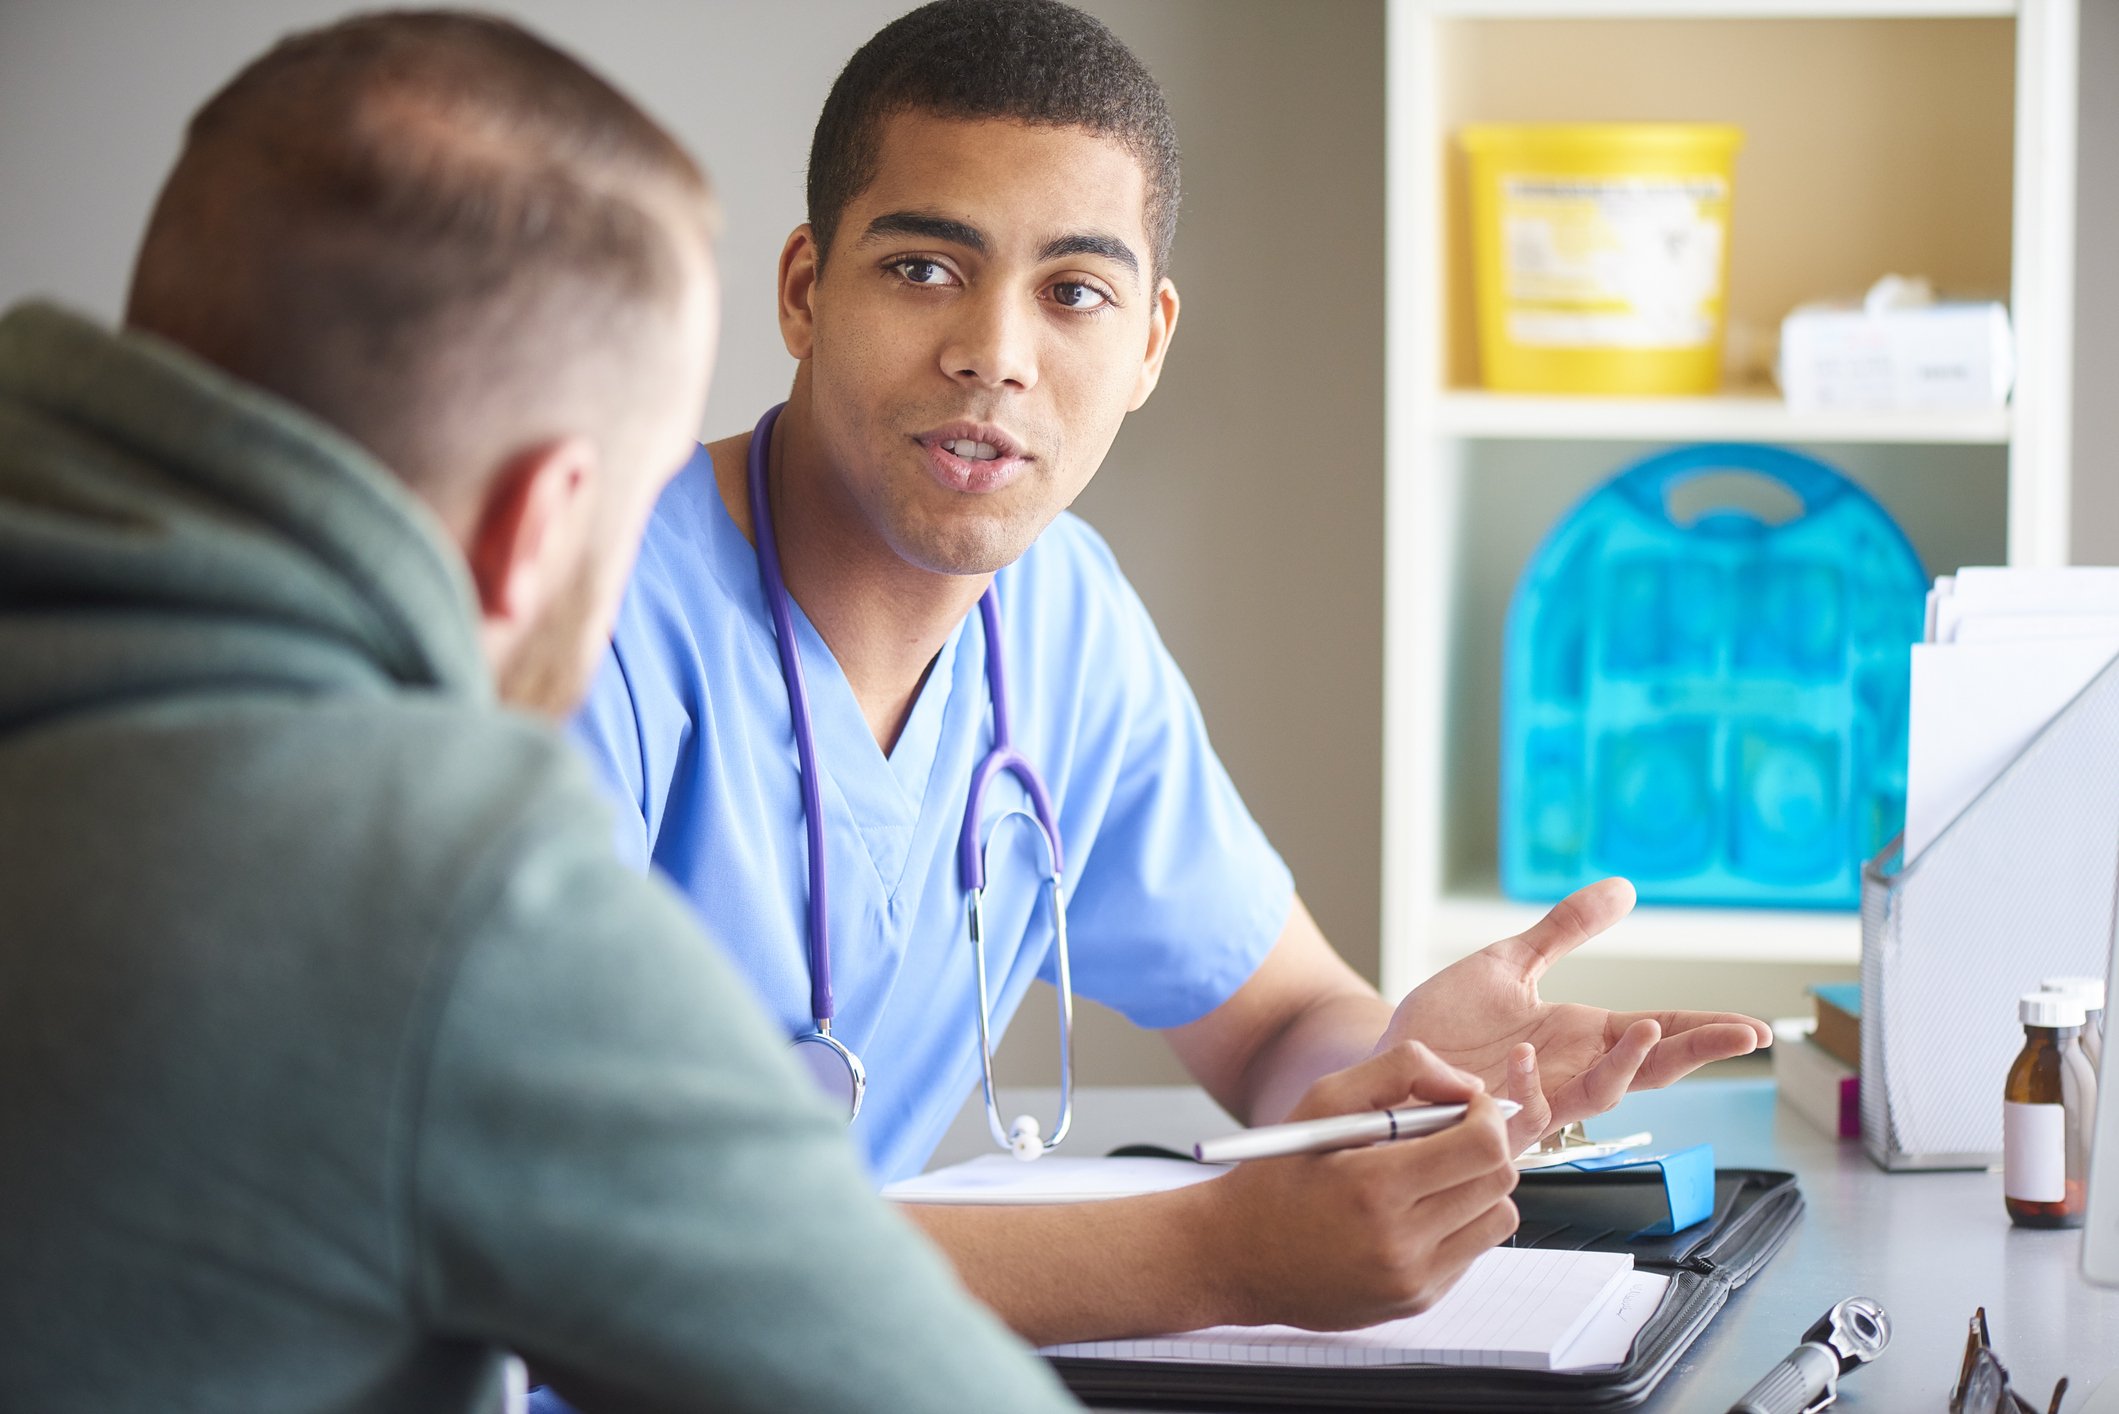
[2042, 976, 2107, 1012]
[2021, 992, 2088, 1028]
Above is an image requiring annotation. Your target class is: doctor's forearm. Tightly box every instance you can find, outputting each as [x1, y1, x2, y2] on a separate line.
[900, 1188, 1233, 1347]
[1239, 989, 1396, 1126]
[1164, 896, 1394, 1126]
[900, 1078, 1523, 1347]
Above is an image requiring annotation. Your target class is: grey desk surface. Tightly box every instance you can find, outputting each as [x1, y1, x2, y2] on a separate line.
[929, 1077, 2119, 1411]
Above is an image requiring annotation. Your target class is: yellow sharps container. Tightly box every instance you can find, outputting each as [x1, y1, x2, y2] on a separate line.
[1462, 124, 1743, 396]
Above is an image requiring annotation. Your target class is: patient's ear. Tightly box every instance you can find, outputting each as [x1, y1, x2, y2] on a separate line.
[464, 436, 599, 629]
[777, 223, 822, 361]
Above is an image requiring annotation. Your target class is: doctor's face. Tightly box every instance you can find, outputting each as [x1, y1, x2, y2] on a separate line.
[778, 111, 1179, 577]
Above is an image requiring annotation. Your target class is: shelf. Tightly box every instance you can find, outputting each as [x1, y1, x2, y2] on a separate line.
[1418, 2, 2014, 16]
[1382, 0, 2074, 1001]
[1428, 888, 1862, 964]
[1434, 390, 2013, 445]
[1427, 15, 2018, 394]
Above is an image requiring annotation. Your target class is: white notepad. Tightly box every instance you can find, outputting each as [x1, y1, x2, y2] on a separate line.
[1042, 1246, 1640, 1372]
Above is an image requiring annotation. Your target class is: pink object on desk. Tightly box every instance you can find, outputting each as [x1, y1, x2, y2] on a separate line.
[1773, 1020, 1862, 1140]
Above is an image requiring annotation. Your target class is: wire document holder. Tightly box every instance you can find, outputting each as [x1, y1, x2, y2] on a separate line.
[1860, 649, 2119, 1170]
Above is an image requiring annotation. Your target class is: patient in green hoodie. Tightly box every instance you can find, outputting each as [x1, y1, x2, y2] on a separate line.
[0, 12, 1079, 1414]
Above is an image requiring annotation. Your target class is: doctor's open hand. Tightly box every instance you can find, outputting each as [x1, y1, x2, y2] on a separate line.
[1379, 878, 1772, 1152]
[1200, 1041, 1520, 1332]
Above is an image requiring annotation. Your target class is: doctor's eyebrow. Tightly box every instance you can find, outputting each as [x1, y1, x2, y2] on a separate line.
[1036, 232, 1139, 279]
[857, 211, 987, 252]
[854, 212, 1142, 280]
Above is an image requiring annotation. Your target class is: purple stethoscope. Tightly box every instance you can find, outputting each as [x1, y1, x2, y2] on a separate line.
[747, 403, 1075, 1161]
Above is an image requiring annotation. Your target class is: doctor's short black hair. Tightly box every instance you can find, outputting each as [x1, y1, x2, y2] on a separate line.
[806, 0, 1181, 281]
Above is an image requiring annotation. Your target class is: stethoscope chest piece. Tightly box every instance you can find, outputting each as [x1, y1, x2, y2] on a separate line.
[791, 1028, 866, 1123]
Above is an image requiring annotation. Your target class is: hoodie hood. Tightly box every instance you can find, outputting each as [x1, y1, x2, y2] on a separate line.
[0, 302, 489, 736]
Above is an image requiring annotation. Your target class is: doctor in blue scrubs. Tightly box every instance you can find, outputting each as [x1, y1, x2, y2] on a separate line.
[569, 0, 1772, 1356]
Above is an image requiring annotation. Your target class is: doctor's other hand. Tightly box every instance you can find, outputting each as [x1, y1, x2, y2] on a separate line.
[1379, 878, 1772, 1151]
[1201, 1041, 1519, 1332]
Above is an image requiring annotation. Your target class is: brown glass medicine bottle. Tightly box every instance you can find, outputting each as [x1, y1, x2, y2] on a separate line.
[2004, 992, 2090, 1229]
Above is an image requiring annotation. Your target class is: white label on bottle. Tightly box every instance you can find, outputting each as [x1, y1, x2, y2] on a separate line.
[2003, 1101, 2066, 1202]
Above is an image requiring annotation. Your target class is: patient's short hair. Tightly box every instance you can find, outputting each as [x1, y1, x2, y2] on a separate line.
[126, 9, 716, 502]
[807, 0, 1180, 280]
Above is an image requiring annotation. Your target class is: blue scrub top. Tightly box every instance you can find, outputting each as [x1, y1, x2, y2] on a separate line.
[569, 443, 1294, 1183]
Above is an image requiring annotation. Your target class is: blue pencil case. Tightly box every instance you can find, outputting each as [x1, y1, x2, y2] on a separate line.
[1516, 1143, 1718, 1240]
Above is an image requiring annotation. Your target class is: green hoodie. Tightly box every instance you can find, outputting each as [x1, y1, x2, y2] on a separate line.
[0, 303, 1081, 1413]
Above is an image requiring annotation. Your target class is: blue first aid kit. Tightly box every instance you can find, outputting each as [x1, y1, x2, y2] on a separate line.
[1501, 443, 1926, 908]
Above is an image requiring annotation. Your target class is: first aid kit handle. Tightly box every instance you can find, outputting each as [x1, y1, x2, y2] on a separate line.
[1615, 443, 1845, 529]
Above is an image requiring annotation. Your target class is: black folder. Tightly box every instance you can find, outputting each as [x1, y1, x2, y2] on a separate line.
[1047, 1166, 1802, 1411]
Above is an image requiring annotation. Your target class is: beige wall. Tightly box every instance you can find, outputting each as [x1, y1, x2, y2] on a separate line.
[2, 0, 2111, 1091]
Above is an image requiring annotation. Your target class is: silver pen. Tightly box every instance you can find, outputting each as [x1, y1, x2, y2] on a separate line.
[1193, 1100, 1521, 1164]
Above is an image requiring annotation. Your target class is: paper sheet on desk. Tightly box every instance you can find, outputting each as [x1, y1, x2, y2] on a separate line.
[1551, 1270, 1671, 1371]
[1042, 1248, 1650, 1372]
[883, 1154, 1224, 1205]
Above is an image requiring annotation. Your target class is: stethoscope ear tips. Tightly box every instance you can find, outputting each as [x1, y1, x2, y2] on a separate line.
[1008, 1113, 1044, 1162]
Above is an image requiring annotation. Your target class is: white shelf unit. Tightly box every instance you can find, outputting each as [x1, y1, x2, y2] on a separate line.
[1433, 390, 2013, 446]
[1381, 0, 2078, 993]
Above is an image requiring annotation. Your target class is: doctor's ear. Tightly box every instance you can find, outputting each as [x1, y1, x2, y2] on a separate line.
[777, 223, 822, 361]
[464, 435, 600, 627]
[1128, 277, 1180, 411]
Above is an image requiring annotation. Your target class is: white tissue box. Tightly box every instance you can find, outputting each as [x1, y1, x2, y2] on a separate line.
[1779, 299, 2013, 413]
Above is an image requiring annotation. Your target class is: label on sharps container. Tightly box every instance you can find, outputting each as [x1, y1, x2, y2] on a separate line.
[2003, 1101, 2066, 1202]
[1500, 176, 1727, 349]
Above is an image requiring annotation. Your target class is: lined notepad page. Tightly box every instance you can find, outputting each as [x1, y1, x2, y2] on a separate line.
[1043, 1247, 1636, 1371]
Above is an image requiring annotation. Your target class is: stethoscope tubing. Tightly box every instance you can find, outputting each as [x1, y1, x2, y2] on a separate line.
[746, 403, 837, 1029]
[746, 402, 1074, 1153]
[958, 588, 1064, 890]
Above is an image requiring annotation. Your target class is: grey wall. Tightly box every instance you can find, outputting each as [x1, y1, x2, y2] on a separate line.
[2071, 0, 2118, 564]
[1055, 0, 1387, 1083]
[0, 0, 1388, 1088]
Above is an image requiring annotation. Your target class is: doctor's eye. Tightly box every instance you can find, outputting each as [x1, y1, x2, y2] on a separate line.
[1048, 281, 1112, 312]
[888, 258, 956, 288]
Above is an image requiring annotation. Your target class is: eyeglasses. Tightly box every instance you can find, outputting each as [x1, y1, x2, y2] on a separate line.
[1949, 1308, 2068, 1414]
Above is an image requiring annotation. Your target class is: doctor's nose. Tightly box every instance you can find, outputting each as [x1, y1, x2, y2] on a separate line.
[940, 291, 1039, 393]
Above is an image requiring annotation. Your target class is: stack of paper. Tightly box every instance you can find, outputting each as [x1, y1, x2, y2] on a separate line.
[1905, 569, 2119, 862]
[1043, 1247, 1663, 1373]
